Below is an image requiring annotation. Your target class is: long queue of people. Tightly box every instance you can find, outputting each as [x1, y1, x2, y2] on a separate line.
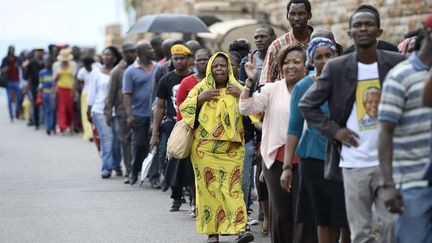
[2, 1, 432, 243]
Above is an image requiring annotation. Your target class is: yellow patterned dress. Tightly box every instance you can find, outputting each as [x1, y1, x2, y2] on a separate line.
[180, 52, 247, 235]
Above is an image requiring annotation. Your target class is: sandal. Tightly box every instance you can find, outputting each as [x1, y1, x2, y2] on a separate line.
[205, 234, 219, 243]
[260, 224, 269, 236]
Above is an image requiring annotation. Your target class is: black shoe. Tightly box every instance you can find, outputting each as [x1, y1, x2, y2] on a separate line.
[101, 171, 111, 179]
[169, 200, 182, 212]
[151, 181, 161, 189]
[130, 175, 138, 185]
[161, 179, 169, 192]
[123, 178, 130, 184]
[115, 168, 123, 176]
[234, 232, 254, 243]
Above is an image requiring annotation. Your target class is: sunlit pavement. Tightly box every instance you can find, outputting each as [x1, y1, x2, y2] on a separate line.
[0, 92, 269, 243]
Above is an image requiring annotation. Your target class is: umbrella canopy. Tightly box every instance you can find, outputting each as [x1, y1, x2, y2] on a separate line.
[128, 13, 210, 34]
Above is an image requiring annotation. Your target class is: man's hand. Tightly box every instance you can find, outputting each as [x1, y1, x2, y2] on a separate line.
[379, 186, 404, 214]
[86, 110, 92, 124]
[127, 115, 134, 128]
[280, 169, 293, 192]
[198, 89, 219, 103]
[227, 85, 241, 97]
[150, 135, 160, 150]
[335, 128, 360, 147]
[106, 116, 112, 127]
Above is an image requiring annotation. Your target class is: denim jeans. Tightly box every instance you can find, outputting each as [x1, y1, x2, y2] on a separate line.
[42, 93, 55, 131]
[92, 112, 121, 173]
[6, 81, 21, 121]
[396, 186, 432, 243]
[242, 140, 255, 205]
[157, 119, 175, 183]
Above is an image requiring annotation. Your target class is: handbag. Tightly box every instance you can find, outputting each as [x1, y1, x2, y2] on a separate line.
[167, 120, 193, 159]
[35, 90, 43, 106]
[0, 72, 8, 88]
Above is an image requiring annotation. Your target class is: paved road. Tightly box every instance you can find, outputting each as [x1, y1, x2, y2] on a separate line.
[0, 94, 270, 243]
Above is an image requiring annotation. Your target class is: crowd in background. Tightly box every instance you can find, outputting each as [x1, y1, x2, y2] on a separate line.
[1, 1, 432, 243]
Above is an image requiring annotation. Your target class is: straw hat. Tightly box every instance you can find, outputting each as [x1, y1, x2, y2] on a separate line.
[57, 48, 73, 62]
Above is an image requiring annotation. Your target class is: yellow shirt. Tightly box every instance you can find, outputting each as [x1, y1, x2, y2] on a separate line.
[57, 66, 74, 89]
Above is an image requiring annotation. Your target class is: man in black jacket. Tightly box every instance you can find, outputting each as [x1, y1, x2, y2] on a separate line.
[300, 5, 405, 243]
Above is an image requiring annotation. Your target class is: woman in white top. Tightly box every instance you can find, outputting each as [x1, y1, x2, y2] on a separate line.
[87, 46, 122, 179]
[239, 44, 310, 243]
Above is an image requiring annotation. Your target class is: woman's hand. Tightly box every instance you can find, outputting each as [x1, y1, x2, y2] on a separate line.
[227, 85, 241, 97]
[198, 89, 219, 103]
[280, 168, 293, 192]
[244, 54, 258, 81]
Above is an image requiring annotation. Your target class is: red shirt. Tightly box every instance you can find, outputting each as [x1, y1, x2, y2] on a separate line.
[7, 58, 19, 82]
[176, 74, 199, 121]
[275, 145, 299, 164]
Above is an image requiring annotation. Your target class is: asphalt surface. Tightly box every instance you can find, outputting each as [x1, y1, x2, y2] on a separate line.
[0, 93, 270, 243]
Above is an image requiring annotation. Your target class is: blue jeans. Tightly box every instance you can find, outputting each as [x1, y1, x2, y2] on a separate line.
[92, 112, 121, 173]
[396, 186, 432, 243]
[43, 93, 55, 130]
[242, 140, 255, 205]
[6, 81, 21, 120]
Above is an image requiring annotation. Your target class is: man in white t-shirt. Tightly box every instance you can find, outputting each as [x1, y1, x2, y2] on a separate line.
[76, 57, 98, 141]
[300, 5, 405, 243]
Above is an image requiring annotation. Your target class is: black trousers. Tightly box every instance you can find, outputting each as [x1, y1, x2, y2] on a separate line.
[263, 161, 317, 243]
[130, 116, 150, 177]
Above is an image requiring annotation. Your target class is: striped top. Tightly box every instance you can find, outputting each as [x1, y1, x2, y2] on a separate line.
[378, 53, 432, 189]
[259, 27, 312, 85]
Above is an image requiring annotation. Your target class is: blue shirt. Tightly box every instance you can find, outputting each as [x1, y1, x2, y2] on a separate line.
[122, 62, 156, 117]
[288, 75, 329, 160]
[38, 69, 54, 94]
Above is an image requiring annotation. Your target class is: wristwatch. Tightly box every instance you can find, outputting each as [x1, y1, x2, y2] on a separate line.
[282, 163, 292, 171]
[379, 181, 396, 188]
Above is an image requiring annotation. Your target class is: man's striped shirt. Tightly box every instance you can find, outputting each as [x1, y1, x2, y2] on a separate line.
[378, 53, 431, 189]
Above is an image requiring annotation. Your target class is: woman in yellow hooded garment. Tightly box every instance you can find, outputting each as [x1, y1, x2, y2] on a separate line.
[180, 52, 251, 243]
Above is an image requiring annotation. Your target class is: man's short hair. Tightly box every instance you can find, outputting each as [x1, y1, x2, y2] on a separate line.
[257, 25, 276, 37]
[349, 4, 381, 29]
[287, 0, 311, 14]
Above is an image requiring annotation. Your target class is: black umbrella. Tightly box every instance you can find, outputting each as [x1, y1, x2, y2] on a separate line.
[128, 13, 210, 34]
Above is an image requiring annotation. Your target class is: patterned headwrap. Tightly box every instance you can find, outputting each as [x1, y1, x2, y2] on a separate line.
[199, 52, 243, 141]
[306, 37, 336, 64]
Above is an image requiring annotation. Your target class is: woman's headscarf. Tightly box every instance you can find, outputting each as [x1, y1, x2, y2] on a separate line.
[199, 52, 243, 141]
[306, 37, 336, 65]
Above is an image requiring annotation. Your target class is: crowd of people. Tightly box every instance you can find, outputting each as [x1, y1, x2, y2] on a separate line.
[1, 0, 432, 243]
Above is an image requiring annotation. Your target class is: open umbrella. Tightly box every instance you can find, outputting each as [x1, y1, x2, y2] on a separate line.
[128, 13, 210, 34]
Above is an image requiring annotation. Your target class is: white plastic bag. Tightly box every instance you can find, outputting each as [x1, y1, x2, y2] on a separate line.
[140, 148, 157, 184]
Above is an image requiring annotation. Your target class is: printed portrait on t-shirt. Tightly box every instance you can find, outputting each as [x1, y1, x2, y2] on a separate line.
[356, 79, 381, 131]
[171, 83, 180, 114]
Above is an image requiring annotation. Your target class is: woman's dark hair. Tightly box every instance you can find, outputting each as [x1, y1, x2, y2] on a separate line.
[104, 46, 122, 66]
[277, 44, 306, 73]
[228, 40, 250, 59]
[228, 51, 241, 65]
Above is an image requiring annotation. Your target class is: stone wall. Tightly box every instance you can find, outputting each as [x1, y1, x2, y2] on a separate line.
[132, 0, 431, 47]
[262, 0, 431, 47]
